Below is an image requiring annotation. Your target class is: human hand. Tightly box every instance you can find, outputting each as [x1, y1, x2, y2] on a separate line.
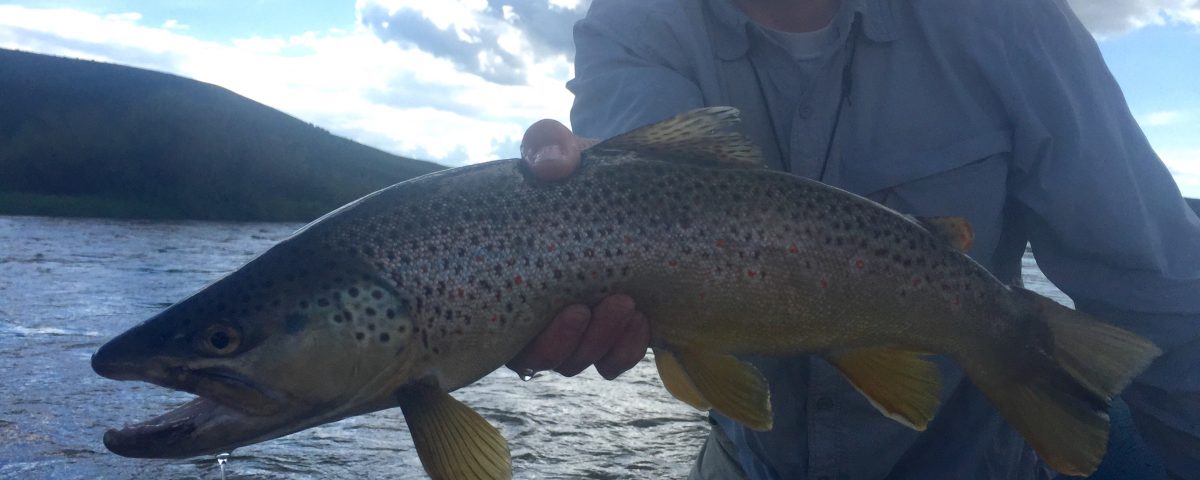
[507, 120, 649, 380]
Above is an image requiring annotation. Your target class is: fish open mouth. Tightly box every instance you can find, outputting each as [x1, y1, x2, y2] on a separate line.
[97, 364, 295, 459]
[103, 396, 219, 458]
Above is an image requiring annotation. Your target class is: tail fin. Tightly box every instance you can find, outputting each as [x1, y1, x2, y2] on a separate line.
[973, 288, 1161, 476]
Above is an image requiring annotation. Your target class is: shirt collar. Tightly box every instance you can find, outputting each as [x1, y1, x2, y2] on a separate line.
[707, 0, 898, 60]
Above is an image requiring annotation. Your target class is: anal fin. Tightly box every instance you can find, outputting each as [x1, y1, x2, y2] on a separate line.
[654, 347, 772, 431]
[825, 347, 942, 431]
[398, 384, 511, 480]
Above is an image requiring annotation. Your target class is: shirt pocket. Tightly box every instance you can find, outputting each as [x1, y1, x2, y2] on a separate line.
[839, 129, 1013, 260]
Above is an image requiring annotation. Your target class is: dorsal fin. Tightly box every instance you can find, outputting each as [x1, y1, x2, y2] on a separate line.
[587, 107, 763, 167]
[915, 216, 974, 252]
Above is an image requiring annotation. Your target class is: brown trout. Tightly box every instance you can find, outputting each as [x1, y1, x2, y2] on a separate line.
[92, 108, 1160, 478]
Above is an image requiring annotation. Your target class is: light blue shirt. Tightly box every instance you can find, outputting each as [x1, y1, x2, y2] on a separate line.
[567, 0, 1200, 478]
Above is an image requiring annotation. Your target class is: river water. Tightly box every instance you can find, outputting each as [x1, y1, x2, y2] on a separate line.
[0, 214, 1073, 479]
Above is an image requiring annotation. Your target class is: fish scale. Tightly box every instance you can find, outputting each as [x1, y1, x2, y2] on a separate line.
[93, 107, 1161, 479]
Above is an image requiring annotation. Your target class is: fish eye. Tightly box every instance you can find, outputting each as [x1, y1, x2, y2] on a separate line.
[196, 324, 241, 356]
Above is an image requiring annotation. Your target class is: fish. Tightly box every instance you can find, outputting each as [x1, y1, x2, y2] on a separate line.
[92, 107, 1161, 478]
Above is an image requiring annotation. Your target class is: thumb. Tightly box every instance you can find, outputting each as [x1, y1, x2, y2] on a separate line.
[520, 119, 596, 181]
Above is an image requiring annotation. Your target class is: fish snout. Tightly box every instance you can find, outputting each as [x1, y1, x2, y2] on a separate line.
[92, 340, 145, 381]
[92, 325, 167, 381]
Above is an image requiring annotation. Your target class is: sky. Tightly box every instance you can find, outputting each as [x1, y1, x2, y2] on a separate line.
[0, 0, 1198, 196]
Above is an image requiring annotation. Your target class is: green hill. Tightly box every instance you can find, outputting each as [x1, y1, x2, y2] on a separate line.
[0, 48, 445, 222]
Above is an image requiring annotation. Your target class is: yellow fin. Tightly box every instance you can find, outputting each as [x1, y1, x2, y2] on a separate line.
[589, 107, 764, 167]
[653, 348, 711, 411]
[915, 216, 974, 252]
[970, 288, 1162, 476]
[824, 347, 942, 431]
[398, 384, 511, 480]
[673, 348, 772, 431]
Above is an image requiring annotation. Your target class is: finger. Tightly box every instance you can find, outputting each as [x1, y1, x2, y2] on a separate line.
[506, 304, 591, 374]
[595, 311, 650, 380]
[556, 294, 636, 377]
[519, 119, 596, 181]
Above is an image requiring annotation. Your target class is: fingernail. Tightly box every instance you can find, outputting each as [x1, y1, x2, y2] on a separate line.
[533, 144, 564, 164]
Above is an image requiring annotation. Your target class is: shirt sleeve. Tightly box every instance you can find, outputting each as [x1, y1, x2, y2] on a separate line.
[566, 0, 705, 138]
[1000, 0, 1200, 476]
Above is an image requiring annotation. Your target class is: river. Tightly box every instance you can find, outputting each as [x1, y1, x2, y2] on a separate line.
[0, 215, 1152, 479]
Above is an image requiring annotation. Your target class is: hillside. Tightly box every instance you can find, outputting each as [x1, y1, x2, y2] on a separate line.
[0, 48, 444, 221]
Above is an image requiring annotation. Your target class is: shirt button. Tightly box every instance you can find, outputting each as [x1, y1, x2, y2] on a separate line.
[815, 396, 834, 410]
[798, 105, 813, 119]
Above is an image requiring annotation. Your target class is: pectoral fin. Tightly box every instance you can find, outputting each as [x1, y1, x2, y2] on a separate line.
[655, 347, 772, 431]
[824, 347, 942, 431]
[398, 384, 511, 480]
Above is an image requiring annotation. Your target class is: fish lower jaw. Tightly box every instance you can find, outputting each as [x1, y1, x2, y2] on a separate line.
[103, 396, 219, 458]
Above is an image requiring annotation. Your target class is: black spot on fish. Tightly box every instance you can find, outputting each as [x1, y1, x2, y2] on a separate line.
[380, 333, 390, 343]
[366, 307, 377, 317]
[349, 287, 360, 298]
[355, 332, 365, 341]
[317, 298, 330, 307]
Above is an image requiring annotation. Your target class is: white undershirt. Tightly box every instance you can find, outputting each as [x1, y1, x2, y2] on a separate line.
[762, 18, 839, 62]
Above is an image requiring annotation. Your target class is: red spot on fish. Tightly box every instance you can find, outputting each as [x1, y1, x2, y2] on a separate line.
[513, 275, 523, 285]
[624, 236, 633, 244]
[475, 255, 484, 262]
[912, 278, 922, 287]
[421, 266, 428, 273]
[591, 270, 599, 279]
[952, 296, 961, 306]
[716, 239, 726, 248]
[668, 260, 678, 267]
[547, 244, 556, 252]
[456, 288, 464, 298]
[490, 314, 498, 323]
[584, 248, 594, 258]
[820, 279, 829, 289]
[789, 244, 799, 254]
[747, 269, 757, 278]
[855, 259, 865, 269]
[699, 293, 706, 300]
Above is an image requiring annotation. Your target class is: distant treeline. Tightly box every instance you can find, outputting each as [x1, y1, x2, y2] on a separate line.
[0, 48, 444, 222]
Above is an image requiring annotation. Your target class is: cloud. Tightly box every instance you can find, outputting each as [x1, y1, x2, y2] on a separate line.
[0, 4, 575, 165]
[1138, 110, 1189, 127]
[0, 0, 1195, 174]
[161, 19, 189, 30]
[360, 0, 587, 85]
[1159, 148, 1200, 197]
[1066, 0, 1200, 36]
